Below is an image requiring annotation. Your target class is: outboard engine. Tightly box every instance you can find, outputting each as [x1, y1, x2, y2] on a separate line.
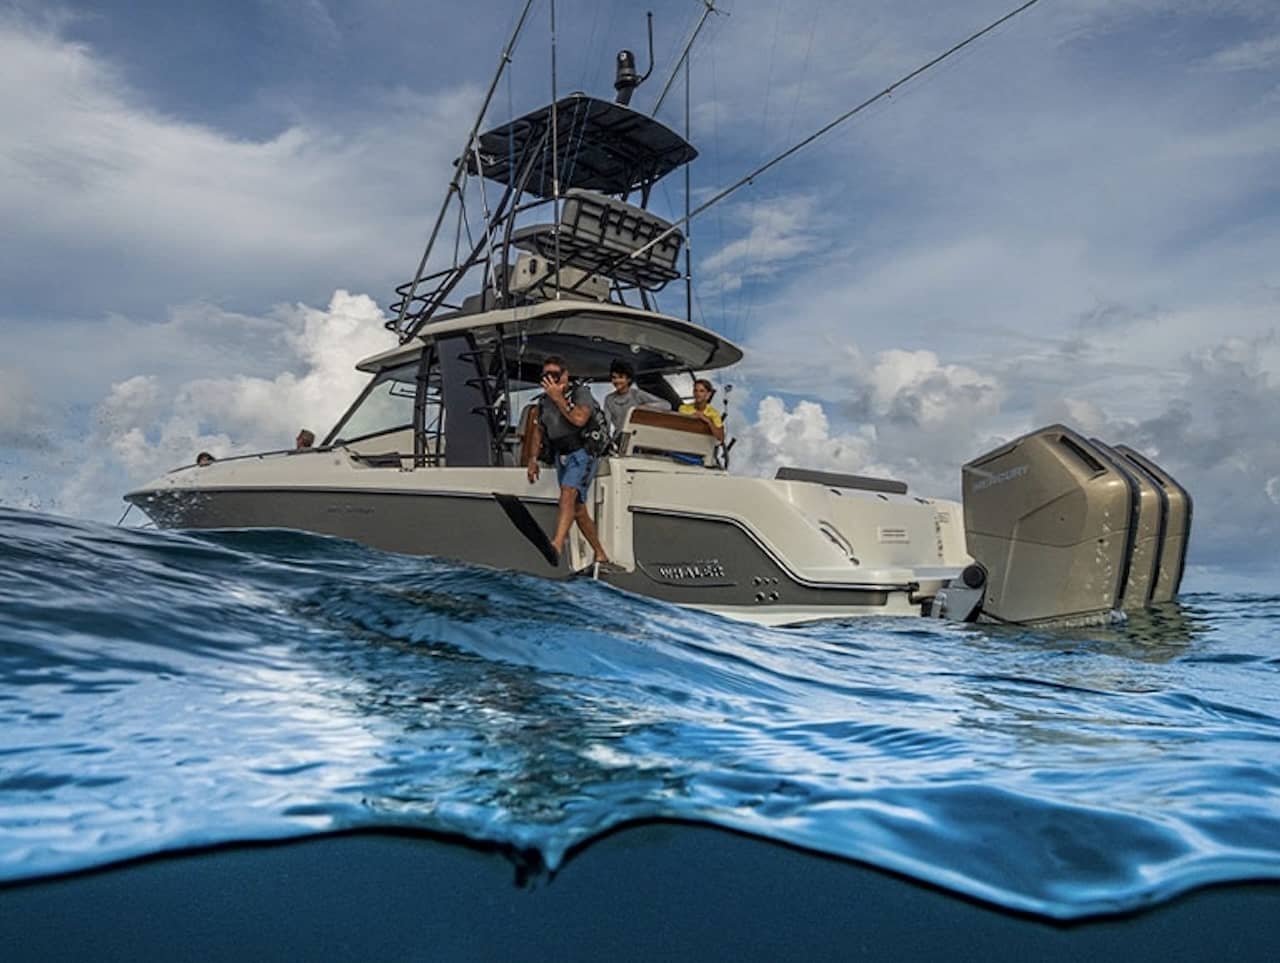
[1111, 444, 1193, 604]
[956, 424, 1192, 626]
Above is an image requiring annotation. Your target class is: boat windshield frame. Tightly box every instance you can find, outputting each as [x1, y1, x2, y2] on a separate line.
[323, 361, 419, 449]
[327, 303, 738, 467]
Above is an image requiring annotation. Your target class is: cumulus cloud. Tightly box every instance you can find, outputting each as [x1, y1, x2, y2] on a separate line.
[48, 290, 395, 520]
[1049, 333, 1280, 570]
[0, 14, 475, 316]
[725, 328, 1280, 572]
[731, 396, 881, 482]
[861, 348, 1002, 428]
[724, 340, 1005, 497]
[698, 194, 824, 296]
[1202, 33, 1280, 72]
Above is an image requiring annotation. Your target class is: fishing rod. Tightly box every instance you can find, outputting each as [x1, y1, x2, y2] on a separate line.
[628, 0, 1044, 264]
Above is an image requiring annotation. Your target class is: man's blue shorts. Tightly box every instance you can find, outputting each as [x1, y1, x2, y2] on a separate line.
[555, 448, 598, 504]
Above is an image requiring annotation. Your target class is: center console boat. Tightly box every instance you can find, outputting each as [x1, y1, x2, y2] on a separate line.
[125, 64, 1190, 627]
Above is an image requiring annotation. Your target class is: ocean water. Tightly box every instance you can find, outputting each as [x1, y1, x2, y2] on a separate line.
[1, 506, 1277, 920]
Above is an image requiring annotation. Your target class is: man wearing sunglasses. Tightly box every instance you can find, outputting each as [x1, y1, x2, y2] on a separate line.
[526, 356, 616, 570]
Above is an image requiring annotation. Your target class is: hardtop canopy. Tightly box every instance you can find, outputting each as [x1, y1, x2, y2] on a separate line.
[356, 300, 741, 381]
[465, 94, 697, 199]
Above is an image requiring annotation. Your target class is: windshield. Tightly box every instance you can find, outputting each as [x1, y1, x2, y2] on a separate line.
[331, 363, 416, 444]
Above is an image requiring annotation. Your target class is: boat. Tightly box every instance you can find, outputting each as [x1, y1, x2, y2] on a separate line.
[124, 13, 1192, 628]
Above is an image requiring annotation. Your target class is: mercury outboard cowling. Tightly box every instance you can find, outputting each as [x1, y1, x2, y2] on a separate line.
[1090, 437, 1163, 610]
[1112, 444, 1193, 604]
[959, 424, 1191, 626]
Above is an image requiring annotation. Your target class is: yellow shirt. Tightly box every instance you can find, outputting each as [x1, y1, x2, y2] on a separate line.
[678, 403, 723, 429]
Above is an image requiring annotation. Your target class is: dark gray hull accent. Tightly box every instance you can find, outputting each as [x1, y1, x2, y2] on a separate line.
[126, 487, 568, 576]
[493, 493, 560, 566]
[610, 510, 893, 610]
[775, 466, 908, 495]
[127, 489, 902, 612]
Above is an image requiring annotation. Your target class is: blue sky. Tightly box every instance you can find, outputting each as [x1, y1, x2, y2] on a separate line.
[1, 0, 1278, 584]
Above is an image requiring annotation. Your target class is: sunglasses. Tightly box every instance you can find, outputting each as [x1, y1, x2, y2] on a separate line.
[542, 368, 564, 380]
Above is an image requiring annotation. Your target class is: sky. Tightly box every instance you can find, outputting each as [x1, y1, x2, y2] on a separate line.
[1, 0, 1278, 587]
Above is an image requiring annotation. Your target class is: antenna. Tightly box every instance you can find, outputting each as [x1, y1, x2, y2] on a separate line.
[614, 12, 655, 106]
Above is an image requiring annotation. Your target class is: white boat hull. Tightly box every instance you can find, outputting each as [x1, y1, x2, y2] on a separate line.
[127, 449, 971, 627]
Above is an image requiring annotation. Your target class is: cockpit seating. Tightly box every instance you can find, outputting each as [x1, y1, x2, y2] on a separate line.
[516, 402, 540, 467]
[621, 407, 718, 467]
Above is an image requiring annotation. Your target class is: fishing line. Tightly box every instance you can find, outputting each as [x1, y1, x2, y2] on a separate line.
[707, 26, 729, 339]
[735, 0, 787, 338]
[627, 0, 1044, 265]
[739, 0, 824, 341]
[581, 0, 603, 92]
[651, 1, 721, 118]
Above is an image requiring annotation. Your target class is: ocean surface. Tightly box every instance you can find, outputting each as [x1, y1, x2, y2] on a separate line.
[1, 505, 1278, 920]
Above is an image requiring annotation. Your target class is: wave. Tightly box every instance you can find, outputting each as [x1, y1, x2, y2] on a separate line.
[1, 506, 1278, 919]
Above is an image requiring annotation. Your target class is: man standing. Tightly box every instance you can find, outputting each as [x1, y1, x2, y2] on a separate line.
[526, 356, 615, 569]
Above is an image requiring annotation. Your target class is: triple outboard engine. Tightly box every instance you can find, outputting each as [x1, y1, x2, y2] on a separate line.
[952, 424, 1192, 626]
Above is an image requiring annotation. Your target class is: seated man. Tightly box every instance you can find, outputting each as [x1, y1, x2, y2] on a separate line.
[603, 359, 668, 435]
[678, 378, 725, 443]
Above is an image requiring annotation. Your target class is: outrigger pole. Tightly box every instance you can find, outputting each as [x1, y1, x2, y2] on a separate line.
[684, 45, 693, 325]
[650, 0, 722, 118]
[627, 0, 1044, 265]
[393, 0, 536, 341]
[650, 2, 724, 325]
[550, 0, 561, 300]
